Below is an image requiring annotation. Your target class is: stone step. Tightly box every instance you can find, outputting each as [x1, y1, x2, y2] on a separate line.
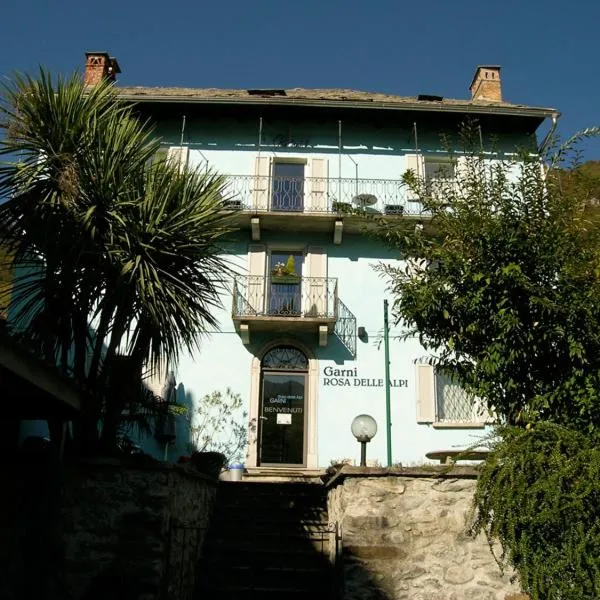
[196, 583, 333, 599]
[212, 508, 329, 523]
[217, 482, 327, 502]
[196, 564, 333, 590]
[213, 520, 333, 538]
[205, 532, 331, 554]
[214, 507, 328, 524]
[217, 502, 328, 511]
[218, 481, 325, 492]
[200, 549, 331, 570]
[217, 495, 327, 510]
[201, 551, 332, 569]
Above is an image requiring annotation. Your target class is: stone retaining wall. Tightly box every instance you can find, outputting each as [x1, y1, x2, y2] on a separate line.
[326, 467, 520, 600]
[60, 459, 217, 600]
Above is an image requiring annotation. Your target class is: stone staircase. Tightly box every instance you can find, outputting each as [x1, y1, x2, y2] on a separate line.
[195, 481, 338, 599]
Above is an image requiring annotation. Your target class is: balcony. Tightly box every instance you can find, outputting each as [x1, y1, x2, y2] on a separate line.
[222, 174, 422, 214]
[232, 275, 356, 356]
[221, 175, 425, 242]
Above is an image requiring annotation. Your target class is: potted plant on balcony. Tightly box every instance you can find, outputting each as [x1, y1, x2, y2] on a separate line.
[332, 199, 352, 213]
[271, 255, 301, 284]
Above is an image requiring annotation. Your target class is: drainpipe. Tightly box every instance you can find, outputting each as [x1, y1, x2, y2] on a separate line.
[179, 114, 186, 146]
[338, 120, 342, 201]
[384, 300, 392, 467]
[538, 112, 561, 155]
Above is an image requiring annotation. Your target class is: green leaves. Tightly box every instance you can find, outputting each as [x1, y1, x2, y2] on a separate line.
[0, 70, 238, 450]
[188, 388, 248, 463]
[376, 124, 600, 598]
[376, 125, 600, 430]
[472, 424, 600, 600]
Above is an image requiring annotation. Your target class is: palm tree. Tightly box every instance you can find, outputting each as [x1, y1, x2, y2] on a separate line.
[0, 70, 237, 453]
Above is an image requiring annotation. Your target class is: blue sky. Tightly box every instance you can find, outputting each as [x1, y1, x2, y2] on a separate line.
[1, 0, 598, 159]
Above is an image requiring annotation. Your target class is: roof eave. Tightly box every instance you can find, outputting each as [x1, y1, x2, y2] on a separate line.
[116, 93, 558, 120]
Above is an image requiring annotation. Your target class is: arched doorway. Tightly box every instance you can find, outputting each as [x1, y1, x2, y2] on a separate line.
[258, 345, 308, 466]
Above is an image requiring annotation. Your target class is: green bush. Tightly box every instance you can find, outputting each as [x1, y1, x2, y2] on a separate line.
[471, 423, 600, 600]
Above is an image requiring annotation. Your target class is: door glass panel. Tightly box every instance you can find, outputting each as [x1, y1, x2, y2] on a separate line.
[260, 373, 305, 465]
[272, 162, 304, 211]
[268, 252, 302, 316]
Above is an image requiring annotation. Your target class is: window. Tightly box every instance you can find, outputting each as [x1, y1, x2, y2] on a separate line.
[166, 145, 189, 173]
[435, 372, 487, 425]
[268, 251, 303, 316]
[272, 162, 305, 211]
[424, 158, 455, 198]
[416, 364, 488, 427]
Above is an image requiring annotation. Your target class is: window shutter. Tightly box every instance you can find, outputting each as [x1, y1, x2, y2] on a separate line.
[247, 245, 266, 314]
[307, 158, 329, 212]
[403, 153, 424, 201]
[305, 246, 328, 317]
[252, 156, 271, 211]
[167, 145, 189, 173]
[416, 363, 435, 423]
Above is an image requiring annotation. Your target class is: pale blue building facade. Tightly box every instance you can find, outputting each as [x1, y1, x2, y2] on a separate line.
[118, 65, 556, 469]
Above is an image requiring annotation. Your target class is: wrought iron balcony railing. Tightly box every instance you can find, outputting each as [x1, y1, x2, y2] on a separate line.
[233, 275, 338, 320]
[334, 298, 357, 357]
[221, 175, 425, 216]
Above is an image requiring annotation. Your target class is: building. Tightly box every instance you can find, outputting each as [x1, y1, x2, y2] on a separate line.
[85, 53, 557, 470]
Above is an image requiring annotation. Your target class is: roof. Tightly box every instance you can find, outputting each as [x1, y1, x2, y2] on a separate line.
[0, 329, 84, 416]
[115, 86, 558, 119]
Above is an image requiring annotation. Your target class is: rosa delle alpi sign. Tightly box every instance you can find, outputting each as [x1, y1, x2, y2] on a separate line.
[322, 366, 408, 388]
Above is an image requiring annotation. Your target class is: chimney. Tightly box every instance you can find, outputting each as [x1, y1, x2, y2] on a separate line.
[84, 52, 121, 86]
[469, 65, 502, 102]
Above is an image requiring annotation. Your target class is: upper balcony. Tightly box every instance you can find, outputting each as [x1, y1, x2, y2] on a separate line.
[221, 174, 424, 242]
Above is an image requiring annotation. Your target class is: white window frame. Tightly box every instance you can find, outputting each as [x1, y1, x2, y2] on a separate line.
[416, 363, 490, 429]
[432, 370, 488, 429]
[424, 156, 456, 199]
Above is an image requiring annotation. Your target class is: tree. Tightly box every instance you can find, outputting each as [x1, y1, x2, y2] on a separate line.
[0, 71, 237, 453]
[375, 123, 600, 431]
[188, 388, 248, 463]
[374, 123, 600, 599]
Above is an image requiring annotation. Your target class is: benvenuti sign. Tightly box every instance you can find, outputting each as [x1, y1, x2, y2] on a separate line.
[322, 366, 408, 388]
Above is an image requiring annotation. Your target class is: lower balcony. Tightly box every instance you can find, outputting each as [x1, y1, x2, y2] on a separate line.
[232, 276, 356, 355]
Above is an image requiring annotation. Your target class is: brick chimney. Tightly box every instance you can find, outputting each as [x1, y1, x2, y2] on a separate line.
[469, 66, 502, 102]
[84, 52, 121, 86]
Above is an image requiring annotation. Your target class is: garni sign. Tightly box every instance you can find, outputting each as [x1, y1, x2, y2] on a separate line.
[322, 366, 408, 388]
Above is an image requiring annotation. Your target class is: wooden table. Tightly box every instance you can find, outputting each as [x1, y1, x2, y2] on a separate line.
[425, 449, 489, 465]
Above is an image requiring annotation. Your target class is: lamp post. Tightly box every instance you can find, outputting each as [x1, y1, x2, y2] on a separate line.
[351, 414, 377, 467]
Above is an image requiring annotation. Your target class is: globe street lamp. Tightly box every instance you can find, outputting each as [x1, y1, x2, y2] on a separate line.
[351, 414, 378, 467]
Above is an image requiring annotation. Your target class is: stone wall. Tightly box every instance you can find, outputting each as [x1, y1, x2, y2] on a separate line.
[327, 467, 520, 600]
[60, 459, 217, 600]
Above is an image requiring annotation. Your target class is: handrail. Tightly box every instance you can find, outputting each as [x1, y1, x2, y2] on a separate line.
[232, 275, 338, 319]
[221, 174, 426, 216]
